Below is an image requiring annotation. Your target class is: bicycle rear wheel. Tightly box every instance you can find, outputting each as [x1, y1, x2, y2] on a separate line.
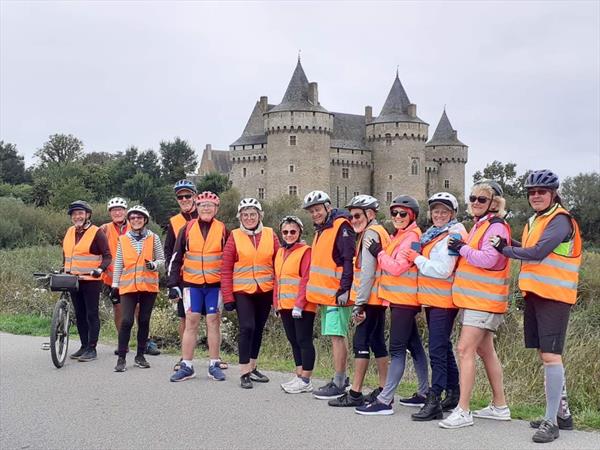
[50, 295, 70, 368]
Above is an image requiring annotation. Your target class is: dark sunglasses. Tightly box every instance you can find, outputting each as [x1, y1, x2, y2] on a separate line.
[527, 189, 551, 197]
[469, 195, 491, 204]
[282, 230, 298, 236]
[390, 210, 409, 218]
[351, 212, 365, 220]
[177, 194, 193, 200]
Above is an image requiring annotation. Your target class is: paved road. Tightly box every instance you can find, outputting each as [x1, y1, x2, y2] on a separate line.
[1, 333, 598, 450]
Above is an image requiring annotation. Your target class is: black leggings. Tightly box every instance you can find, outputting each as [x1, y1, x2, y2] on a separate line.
[353, 304, 388, 359]
[118, 292, 157, 357]
[280, 309, 316, 371]
[70, 280, 102, 349]
[235, 291, 272, 365]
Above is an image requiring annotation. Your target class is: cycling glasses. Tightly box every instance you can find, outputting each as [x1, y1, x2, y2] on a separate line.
[350, 212, 364, 220]
[177, 194, 194, 200]
[527, 188, 551, 197]
[469, 195, 491, 204]
[281, 229, 298, 236]
[390, 210, 409, 218]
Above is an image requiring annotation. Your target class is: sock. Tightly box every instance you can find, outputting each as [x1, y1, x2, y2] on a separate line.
[349, 389, 362, 398]
[544, 364, 564, 425]
[334, 372, 346, 389]
[558, 382, 572, 419]
[300, 376, 310, 383]
[210, 359, 219, 366]
[182, 359, 193, 369]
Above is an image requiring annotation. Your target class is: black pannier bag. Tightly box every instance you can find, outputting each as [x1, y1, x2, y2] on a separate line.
[50, 274, 79, 292]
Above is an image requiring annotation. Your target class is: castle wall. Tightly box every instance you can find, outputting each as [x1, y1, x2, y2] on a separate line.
[329, 148, 372, 207]
[425, 145, 468, 201]
[230, 147, 268, 199]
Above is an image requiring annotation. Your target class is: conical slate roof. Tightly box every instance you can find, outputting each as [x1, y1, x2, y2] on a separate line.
[231, 101, 274, 146]
[426, 110, 466, 147]
[372, 73, 426, 124]
[269, 60, 328, 113]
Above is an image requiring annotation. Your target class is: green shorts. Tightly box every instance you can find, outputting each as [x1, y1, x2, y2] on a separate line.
[321, 305, 351, 337]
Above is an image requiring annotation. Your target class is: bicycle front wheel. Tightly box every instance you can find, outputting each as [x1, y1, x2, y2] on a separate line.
[50, 296, 70, 368]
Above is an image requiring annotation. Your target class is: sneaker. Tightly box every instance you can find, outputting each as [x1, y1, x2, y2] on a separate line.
[114, 357, 126, 372]
[532, 419, 560, 443]
[70, 346, 86, 360]
[170, 361, 196, 382]
[134, 354, 150, 369]
[281, 375, 299, 390]
[328, 391, 365, 407]
[240, 373, 253, 389]
[173, 358, 183, 372]
[249, 368, 269, 383]
[364, 387, 383, 405]
[355, 399, 394, 416]
[472, 404, 511, 421]
[399, 392, 427, 407]
[144, 339, 160, 356]
[78, 348, 97, 362]
[530, 415, 573, 431]
[313, 379, 347, 400]
[438, 406, 474, 429]
[283, 377, 314, 394]
[208, 362, 226, 381]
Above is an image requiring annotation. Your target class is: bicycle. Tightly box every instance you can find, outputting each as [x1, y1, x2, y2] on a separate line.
[33, 272, 79, 368]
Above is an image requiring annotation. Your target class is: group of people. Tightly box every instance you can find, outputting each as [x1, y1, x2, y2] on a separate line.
[60, 169, 581, 444]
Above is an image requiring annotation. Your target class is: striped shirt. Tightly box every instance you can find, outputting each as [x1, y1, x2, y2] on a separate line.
[111, 230, 165, 289]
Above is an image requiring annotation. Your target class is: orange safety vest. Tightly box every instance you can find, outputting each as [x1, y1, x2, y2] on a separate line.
[117, 233, 159, 294]
[306, 217, 350, 306]
[350, 224, 391, 306]
[378, 227, 422, 306]
[182, 219, 225, 285]
[170, 213, 188, 236]
[101, 222, 130, 286]
[452, 218, 511, 313]
[417, 232, 457, 309]
[518, 205, 582, 304]
[274, 245, 317, 313]
[231, 228, 275, 294]
[63, 225, 102, 281]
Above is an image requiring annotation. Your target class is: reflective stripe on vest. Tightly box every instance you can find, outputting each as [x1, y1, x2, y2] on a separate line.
[232, 228, 275, 294]
[182, 219, 225, 285]
[274, 245, 316, 312]
[378, 228, 422, 306]
[350, 224, 391, 306]
[118, 233, 159, 294]
[63, 225, 102, 281]
[518, 205, 582, 304]
[452, 218, 511, 313]
[306, 217, 349, 306]
[417, 232, 456, 309]
[101, 222, 129, 286]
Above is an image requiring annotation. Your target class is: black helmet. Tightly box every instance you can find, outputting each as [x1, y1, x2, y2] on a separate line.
[474, 178, 503, 197]
[390, 195, 419, 219]
[67, 200, 92, 215]
[525, 169, 560, 190]
[346, 195, 380, 212]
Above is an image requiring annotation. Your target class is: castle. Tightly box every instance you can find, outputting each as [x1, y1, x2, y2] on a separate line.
[199, 59, 468, 207]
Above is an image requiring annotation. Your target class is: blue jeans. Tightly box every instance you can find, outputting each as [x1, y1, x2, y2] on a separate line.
[426, 307, 459, 395]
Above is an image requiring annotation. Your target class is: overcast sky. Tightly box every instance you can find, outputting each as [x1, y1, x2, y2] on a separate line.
[1, 1, 599, 184]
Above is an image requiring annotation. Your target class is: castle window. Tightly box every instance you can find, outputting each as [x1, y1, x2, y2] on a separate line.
[388, 174, 393, 180]
[260, 168, 264, 175]
[342, 168, 349, 179]
[336, 186, 340, 208]
[353, 191, 360, 197]
[242, 167, 247, 177]
[385, 134, 392, 146]
[444, 179, 450, 189]
[411, 159, 419, 176]
[344, 186, 348, 204]
[386, 192, 393, 203]
[289, 136, 296, 146]
[258, 187, 265, 200]
[289, 164, 295, 173]
[288, 186, 298, 197]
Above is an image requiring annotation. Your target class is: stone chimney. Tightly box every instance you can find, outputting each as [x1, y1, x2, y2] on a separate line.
[308, 82, 318, 105]
[365, 106, 373, 123]
[205, 144, 212, 160]
[407, 103, 417, 118]
[260, 96, 268, 113]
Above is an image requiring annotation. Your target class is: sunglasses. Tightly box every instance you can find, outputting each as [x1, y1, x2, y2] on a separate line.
[390, 210, 409, 218]
[177, 194, 194, 200]
[527, 189, 551, 197]
[281, 230, 298, 236]
[351, 212, 364, 220]
[129, 215, 145, 221]
[469, 195, 491, 204]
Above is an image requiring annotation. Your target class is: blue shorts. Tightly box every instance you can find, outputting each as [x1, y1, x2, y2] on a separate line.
[183, 287, 221, 315]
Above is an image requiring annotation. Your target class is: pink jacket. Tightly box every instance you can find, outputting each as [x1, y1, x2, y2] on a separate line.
[377, 222, 421, 276]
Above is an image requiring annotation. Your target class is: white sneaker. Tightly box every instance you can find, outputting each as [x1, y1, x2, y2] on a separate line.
[472, 404, 511, 421]
[283, 377, 313, 394]
[280, 376, 298, 390]
[439, 406, 474, 429]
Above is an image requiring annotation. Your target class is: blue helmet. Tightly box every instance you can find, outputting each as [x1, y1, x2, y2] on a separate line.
[173, 179, 197, 194]
[525, 170, 560, 190]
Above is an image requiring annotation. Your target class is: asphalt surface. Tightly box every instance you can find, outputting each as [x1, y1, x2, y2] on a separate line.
[1, 333, 598, 450]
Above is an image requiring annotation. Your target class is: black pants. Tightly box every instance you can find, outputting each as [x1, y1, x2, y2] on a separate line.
[70, 280, 102, 349]
[118, 291, 157, 357]
[389, 305, 423, 359]
[235, 291, 272, 365]
[426, 307, 459, 395]
[353, 304, 388, 359]
[280, 309, 316, 371]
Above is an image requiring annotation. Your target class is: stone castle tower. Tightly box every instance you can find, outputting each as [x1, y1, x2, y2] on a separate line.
[227, 60, 468, 206]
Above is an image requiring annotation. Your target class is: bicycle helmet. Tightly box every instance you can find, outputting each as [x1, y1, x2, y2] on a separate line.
[127, 205, 150, 223]
[67, 200, 92, 215]
[107, 197, 128, 211]
[428, 192, 458, 212]
[197, 191, 220, 206]
[525, 169, 560, 190]
[237, 198, 262, 213]
[473, 178, 503, 197]
[279, 215, 304, 233]
[346, 195, 380, 212]
[390, 195, 420, 218]
[173, 179, 197, 194]
[302, 190, 331, 209]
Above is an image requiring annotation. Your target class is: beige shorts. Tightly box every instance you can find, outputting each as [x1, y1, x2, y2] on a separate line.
[459, 308, 504, 332]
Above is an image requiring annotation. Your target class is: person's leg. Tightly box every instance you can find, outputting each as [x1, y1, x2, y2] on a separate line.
[249, 292, 273, 369]
[113, 303, 122, 331]
[427, 307, 451, 396]
[476, 331, 507, 407]
[136, 292, 156, 355]
[295, 311, 316, 378]
[456, 325, 487, 411]
[445, 309, 460, 392]
[280, 309, 303, 369]
[177, 297, 186, 350]
[70, 290, 89, 349]
[235, 293, 255, 375]
[407, 315, 429, 396]
[202, 287, 222, 361]
[370, 305, 389, 389]
[351, 307, 373, 393]
[82, 281, 102, 349]
[118, 294, 137, 357]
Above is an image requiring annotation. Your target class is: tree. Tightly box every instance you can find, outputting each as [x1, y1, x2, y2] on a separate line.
[137, 150, 162, 180]
[473, 161, 529, 198]
[0, 141, 27, 184]
[197, 172, 231, 195]
[160, 137, 197, 183]
[35, 134, 84, 167]
[561, 172, 600, 244]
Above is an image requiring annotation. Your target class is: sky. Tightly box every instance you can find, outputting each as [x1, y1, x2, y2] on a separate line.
[1, 0, 599, 184]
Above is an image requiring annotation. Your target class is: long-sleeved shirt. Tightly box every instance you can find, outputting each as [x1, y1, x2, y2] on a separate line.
[164, 209, 199, 277]
[272, 243, 312, 310]
[414, 222, 467, 279]
[503, 213, 572, 261]
[459, 217, 509, 270]
[354, 226, 381, 306]
[111, 229, 165, 289]
[62, 223, 112, 273]
[377, 221, 421, 276]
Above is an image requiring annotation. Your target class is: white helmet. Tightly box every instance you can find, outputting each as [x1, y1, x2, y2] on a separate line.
[127, 205, 150, 222]
[303, 190, 331, 209]
[107, 197, 128, 211]
[428, 192, 458, 212]
[237, 198, 262, 213]
[346, 194, 380, 212]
